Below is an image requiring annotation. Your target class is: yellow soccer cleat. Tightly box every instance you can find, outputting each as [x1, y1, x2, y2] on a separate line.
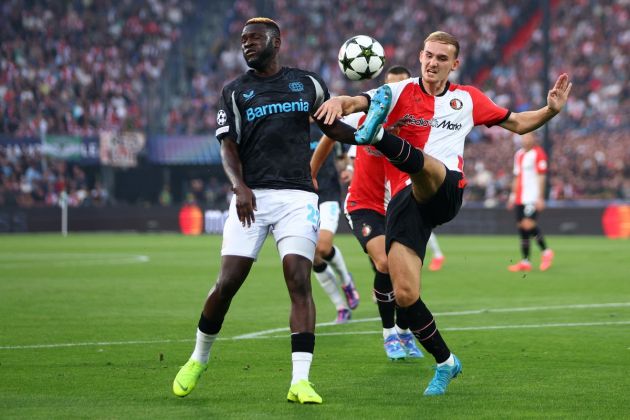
[172, 359, 207, 397]
[287, 380, 323, 404]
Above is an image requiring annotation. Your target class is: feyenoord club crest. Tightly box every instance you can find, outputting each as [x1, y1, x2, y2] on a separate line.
[449, 98, 463, 110]
[361, 224, 372, 237]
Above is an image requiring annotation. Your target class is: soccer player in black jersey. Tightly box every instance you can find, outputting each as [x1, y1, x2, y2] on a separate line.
[172, 17, 335, 404]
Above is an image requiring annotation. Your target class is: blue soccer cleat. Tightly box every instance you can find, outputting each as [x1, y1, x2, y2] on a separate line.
[423, 354, 462, 396]
[384, 334, 406, 360]
[398, 332, 424, 358]
[355, 85, 392, 144]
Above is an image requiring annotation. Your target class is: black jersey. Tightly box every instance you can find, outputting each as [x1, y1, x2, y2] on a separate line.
[215, 67, 329, 192]
[309, 123, 341, 204]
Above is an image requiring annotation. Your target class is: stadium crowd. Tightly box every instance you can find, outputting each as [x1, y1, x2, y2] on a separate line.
[0, 0, 192, 136]
[0, 147, 107, 208]
[1, 0, 628, 207]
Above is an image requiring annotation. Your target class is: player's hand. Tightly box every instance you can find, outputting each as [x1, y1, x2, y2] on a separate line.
[536, 198, 545, 212]
[311, 175, 319, 191]
[233, 185, 257, 227]
[547, 73, 572, 113]
[314, 98, 344, 125]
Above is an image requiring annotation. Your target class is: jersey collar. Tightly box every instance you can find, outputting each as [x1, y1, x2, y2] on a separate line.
[419, 79, 451, 97]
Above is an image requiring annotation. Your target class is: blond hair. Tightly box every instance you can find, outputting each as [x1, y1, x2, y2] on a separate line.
[424, 31, 460, 58]
[245, 17, 280, 37]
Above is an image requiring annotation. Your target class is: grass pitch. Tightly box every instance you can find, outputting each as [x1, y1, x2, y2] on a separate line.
[1, 233, 629, 419]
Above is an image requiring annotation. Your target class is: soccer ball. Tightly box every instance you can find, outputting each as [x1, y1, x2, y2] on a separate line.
[338, 35, 385, 81]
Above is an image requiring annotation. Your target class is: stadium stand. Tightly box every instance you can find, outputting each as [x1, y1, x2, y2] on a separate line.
[1, 0, 628, 209]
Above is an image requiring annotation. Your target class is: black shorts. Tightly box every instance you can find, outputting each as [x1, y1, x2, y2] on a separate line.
[515, 204, 538, 221]
[347, 209, 386, 253]
[385, 169, 464, 261]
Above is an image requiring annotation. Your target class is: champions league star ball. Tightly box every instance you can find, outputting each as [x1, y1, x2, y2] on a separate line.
[338, 35, 385, 81]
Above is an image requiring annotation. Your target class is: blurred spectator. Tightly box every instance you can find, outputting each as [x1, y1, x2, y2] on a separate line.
[159, 183, 172, 206]
[1, 0, 628, 206]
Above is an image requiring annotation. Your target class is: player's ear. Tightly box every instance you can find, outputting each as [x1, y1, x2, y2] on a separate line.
[451, 57, 460, 71]
[273, 36, 281, 49]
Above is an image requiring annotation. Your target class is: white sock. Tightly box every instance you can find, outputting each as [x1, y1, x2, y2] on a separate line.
[291, 352, 313, 384]
[383, 327, 397, 339]
[327, 246, 353, 287]
[428, 233, 443, 258]
[190, 329, 217, 364]
[437, 353, 455, 367]
[313, 266, 347, 310]
[374, 126, 384, 142]
[395, 325, 411, 336]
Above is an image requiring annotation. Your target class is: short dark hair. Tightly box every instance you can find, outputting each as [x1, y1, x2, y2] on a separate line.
[385, 65, 412, 78]
[245, 17, 281, 38]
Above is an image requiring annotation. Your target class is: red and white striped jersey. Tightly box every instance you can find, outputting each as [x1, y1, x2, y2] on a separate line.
[513, 146, 548, 205]
[365, 78, 509, 197]
[342, 112, 389, 215]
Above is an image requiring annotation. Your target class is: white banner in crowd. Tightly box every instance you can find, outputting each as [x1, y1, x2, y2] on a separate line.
[99, 131, 146, 167]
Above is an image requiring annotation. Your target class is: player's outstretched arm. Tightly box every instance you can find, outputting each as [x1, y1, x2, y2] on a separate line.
[500, 73, 572, 134]
[220, 138, 256, 227]
[310, 135, 336, 189]
[314, 95, 369, 125]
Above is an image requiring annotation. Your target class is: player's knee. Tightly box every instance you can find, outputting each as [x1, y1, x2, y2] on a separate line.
[372, 255, 389, 273]
[315, 243, 331, 259]
[394, 278, 419, 305]
[394, 286, 420, 307]
[522, 219, 535, 230]
[213, 279, 239, 300]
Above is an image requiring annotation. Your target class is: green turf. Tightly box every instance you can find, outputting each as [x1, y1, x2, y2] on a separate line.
[1, 233, 629, 419]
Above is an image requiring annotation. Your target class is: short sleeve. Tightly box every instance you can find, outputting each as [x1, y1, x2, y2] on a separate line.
[461, 85, 510, 127]
[215, 86, 237, 143]
[535, 147, 548, 174]
[306, 73, 330, 110]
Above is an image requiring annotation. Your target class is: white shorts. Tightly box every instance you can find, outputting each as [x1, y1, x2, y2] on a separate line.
[319, 201, 340, 234]
[221, 189, 320, 261]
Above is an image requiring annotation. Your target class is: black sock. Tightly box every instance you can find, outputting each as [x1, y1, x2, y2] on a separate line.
[404, 298, 450, 363]
[374, 271, 395, 329]
[374, 131, 424, 174]
[530, 226, 547, 250]
[519, 228, 530, 260]
[312, 262, 327, 273]
[395, 305, 409, 330]
[322, 247, 336, 261]
[198, 312, 222, 335]
[291, 332, 315, 353]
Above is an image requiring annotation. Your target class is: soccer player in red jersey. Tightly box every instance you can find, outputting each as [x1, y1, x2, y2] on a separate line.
[507, 132, 554, 272]
[315, 31, 571, 396]
[312, 66, 424, 360]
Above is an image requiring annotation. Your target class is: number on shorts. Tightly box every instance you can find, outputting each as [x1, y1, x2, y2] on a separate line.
[307, 203, 320, 225]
